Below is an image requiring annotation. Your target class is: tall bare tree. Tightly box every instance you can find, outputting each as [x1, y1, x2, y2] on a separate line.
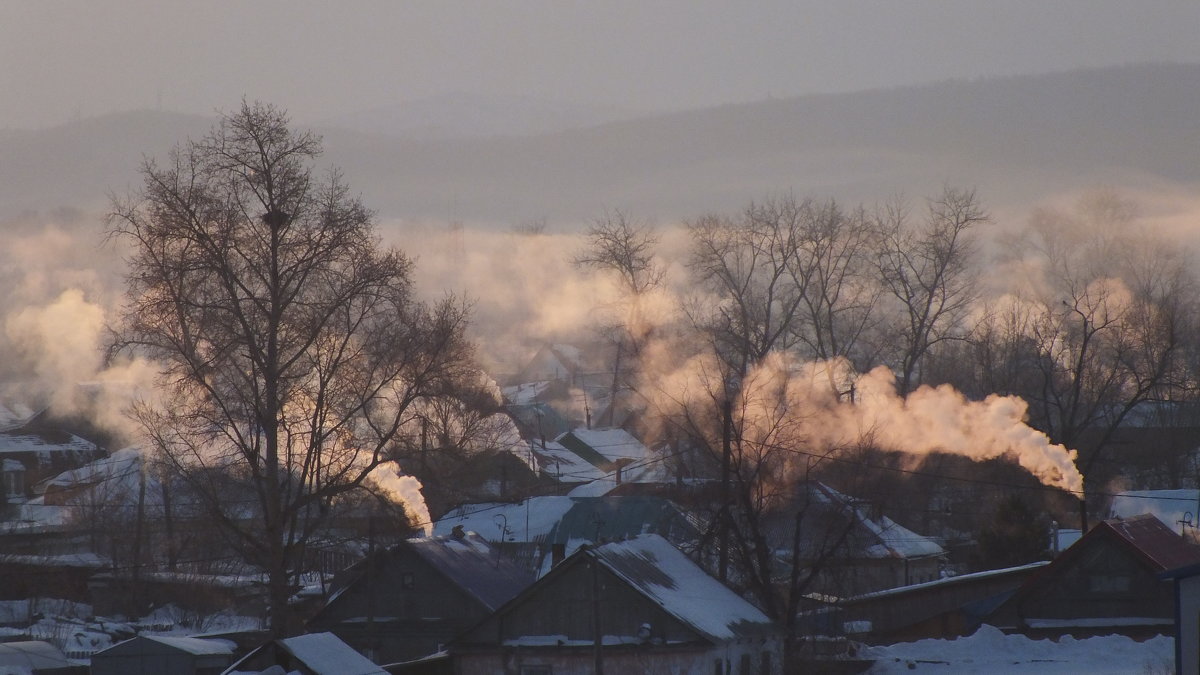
[874, 187, 985, 394]
[108, 102, 474, 635]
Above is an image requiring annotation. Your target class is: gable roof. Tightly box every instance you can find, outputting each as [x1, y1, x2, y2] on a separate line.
[808, 482, 945, 559]
[588, 535, 775, 642]
[224, 632, 386, 675]
[318, 532, 533, 619]
[404, 532, 534, 610]
[0, 641, 73, 670]
[100, 635, 235, 657]
[433, 497, 699, 555]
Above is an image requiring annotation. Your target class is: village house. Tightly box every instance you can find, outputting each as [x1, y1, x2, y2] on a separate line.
[989, 513, 1200, 639]
[775, 482, 946, 598]
[451, 534, 782, 675]
[306, 530, 534, 665]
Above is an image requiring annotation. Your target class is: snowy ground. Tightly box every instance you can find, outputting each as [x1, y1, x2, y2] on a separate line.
[860, 625, 1174, 674]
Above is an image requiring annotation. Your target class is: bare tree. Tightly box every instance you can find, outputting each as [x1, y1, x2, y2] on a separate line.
[874, 187, 985, 394]
[108, 102, 474, 635]
[1000, 192, 1195, 525]
[686, 201, 809, 373]
[787, 199, 882, 370]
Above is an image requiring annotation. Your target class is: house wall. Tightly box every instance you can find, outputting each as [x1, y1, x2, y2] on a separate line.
[456, 639, 781, 675]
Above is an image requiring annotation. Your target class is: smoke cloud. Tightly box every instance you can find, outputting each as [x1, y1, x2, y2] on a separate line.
[366, 463, 433, 535]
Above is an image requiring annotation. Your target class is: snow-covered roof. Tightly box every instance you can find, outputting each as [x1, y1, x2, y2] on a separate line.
[140, 635, 235, 655]
[531, 440, 603, 482]
[502, 380, 552, 406]
[433, 497, 699, 555]
[535, 427, 671, 488]
[434, 497, 576, 542]
[225, 632, 386, 675]
[40, 446, 142, 491]
[589, 534, 775, 642]
[0, 426, 96, 456]
[276, 632, 386, 675]
[810, 482, 945, 559]
[0, 641, 72, 670]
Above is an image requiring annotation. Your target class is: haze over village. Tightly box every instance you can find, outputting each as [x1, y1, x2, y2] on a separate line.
[2, 3, 1200, 674]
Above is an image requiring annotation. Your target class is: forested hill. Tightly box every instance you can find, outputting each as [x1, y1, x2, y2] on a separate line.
[3, 63, 1198, 224]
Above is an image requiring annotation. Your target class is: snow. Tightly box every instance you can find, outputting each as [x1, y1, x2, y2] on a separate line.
[532, 440, 602, 481]
[502, 380, 551, 405]
[433, 497, 576, 542]
[595, 535, 773, 641]
[860, 624, 1174, 674]
[139, 634, 235, 655]
[277, 632, 386, 675]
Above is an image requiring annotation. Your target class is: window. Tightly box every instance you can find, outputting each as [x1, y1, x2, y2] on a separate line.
[740, 653, 751, 674]
[400, 571, 415, 590]
[760, 651, 772, 675]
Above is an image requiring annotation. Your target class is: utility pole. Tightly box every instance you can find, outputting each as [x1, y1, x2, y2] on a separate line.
[591, 554, 604, 675]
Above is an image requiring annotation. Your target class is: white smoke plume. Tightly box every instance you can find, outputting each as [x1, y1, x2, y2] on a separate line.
[644, 348, 1084, 494]
[367, 463, 434, 535]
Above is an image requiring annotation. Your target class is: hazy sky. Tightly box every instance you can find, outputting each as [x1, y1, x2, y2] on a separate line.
[3, 1, 1199, 129]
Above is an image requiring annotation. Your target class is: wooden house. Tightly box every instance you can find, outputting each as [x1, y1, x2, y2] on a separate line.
[773, 482, 946, 598]
[90, 635, 236, 675]
[451, 534, 782, 675]
[307, 531, 534, 665]
[989, 514, 1200, 639]
[221, 632, 386, 675]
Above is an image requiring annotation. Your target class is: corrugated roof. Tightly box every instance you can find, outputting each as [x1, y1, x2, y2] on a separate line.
[591, 535, 775, 642]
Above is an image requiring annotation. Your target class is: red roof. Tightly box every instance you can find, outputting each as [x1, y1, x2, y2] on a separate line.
[1103, 513, 1200, 571]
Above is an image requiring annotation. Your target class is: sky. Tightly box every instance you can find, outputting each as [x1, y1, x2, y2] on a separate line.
[3, 0, 1199, 129]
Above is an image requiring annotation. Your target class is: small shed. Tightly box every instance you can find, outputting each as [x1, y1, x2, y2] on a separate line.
[90, 635, 236, 675]
[223, 632, 387, 675]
